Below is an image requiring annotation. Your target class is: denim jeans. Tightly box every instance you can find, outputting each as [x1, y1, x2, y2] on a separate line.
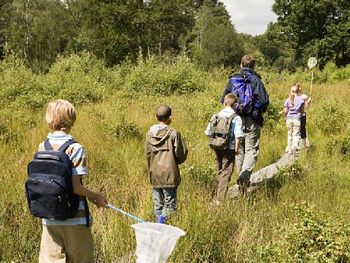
[153, 187, 177, 217]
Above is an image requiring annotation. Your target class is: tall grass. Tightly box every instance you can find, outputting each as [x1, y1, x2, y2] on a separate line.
[0, 54, 349, 262]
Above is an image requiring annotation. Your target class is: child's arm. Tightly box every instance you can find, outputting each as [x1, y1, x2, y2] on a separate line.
[72, 176, 108, 208]
[174, 132, 188, 164]
[235, 137, 241, 155]
[279, 107, 288, 117]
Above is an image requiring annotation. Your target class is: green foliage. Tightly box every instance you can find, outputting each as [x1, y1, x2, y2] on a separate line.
[187, 164, 216, 193]
[314, 102, 345, 134]
[327, 132, 350, 158]
[272, 0, 350, 68]
[186, 1, 244, 69]
[0, 53, 110, 111]
[103, 117, 142, 140]
[0, 56, 49, 110]
[123, 56, 209, 95]
[264, 96, 283, 130]
[258, 204, 350, 262]
[1, 55, 350, 262]
[44, 53, 109, 105]
[0, 120, 17, 143]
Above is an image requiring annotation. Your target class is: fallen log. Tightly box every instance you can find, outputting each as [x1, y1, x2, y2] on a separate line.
[228, 152, 298, 198]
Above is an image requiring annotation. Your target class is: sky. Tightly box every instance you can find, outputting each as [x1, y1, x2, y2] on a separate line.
[220, 0, 278, 36]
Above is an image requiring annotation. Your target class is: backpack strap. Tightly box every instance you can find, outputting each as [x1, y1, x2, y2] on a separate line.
[82, 196, 90, 227]
[44, 140, 53, 151]
[57, 139, 76, 152]
[44, 139, 90, 226]
[43, 139, 76, 152]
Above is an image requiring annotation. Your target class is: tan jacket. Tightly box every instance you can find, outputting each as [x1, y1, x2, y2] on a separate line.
[145, 124, 188, 188]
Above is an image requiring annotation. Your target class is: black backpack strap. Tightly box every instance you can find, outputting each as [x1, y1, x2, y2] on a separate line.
[44, 140, 53, 151]
[57, 139, 76, 152]
[82, 197, 90, 227]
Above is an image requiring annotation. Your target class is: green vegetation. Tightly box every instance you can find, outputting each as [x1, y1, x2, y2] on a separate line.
[1, 0, 349, 72]
[0, 54, 349, 262]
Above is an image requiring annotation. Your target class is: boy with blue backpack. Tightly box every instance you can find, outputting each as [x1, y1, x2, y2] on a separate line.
[25, 99, 108, 263]
[205, 93, 244, 202]
[221, 55, 269, 194]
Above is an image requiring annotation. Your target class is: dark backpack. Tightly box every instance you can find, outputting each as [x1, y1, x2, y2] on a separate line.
[208, 113, 237, 150]
[229, 73, 254, 115]
[25, 139, 86, 222]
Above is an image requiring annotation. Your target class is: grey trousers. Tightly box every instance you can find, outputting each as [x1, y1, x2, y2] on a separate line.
[153, 187, 177, 217]
[236, 116, 261, 184]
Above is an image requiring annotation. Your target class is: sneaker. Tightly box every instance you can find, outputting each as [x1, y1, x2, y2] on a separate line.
[157, 215, 167, 224]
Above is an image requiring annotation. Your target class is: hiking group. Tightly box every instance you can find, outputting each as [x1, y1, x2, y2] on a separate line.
[25, 54, 310, 262]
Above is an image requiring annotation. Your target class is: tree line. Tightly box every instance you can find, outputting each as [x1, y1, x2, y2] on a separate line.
[0, 0, 349, 72]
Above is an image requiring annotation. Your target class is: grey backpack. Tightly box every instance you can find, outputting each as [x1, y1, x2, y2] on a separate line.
[207, 113, 236, 150]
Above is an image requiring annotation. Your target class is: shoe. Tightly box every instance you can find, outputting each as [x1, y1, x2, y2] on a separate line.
[157, 215, 167, 224]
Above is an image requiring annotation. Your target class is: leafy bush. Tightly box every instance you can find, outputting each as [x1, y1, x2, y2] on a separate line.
[44, 52, 109, 105]
[313, 102, 345, 134]
[327, 132, 350, 158]
[187, 164, 216, 193]
[103, 117, 142, 140]
[315, 62, 350, 83]
[0, 53, 113, 111]
[0, 56, 49, 110]
[258, 204, 350, 262]
[123, 56, 210, 96]
[264, 96, 283, 130]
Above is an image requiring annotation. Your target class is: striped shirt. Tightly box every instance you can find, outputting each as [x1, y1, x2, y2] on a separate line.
[38, 131, 91, 226]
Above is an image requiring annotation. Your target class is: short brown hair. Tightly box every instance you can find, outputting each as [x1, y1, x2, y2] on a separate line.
[46, 99, 76, 131]
[224, 93, 237, 108]
[241, 55, 256, 69]
[156, 105, 172, 122]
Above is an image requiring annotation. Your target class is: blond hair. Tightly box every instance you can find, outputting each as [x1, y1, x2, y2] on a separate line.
[224, 93, 237, 108]
[289, 86, 298, 107]
[46, 99, 76, 131]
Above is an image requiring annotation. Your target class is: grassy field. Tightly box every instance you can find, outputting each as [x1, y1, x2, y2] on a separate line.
[1, 56, 350, 262]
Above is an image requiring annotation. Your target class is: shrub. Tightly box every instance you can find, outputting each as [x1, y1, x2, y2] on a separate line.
[187, 165, 216, 194]
[123, 56, 209, 96]
[264, 96, 283, 130]
[44, 52, 108, 105]
[313, 102, 345, 134]
[0, 56, 49, 110]
[257, 204, 350, 262]
[103, 117, 142, 140]
[327, 132, 350, 158]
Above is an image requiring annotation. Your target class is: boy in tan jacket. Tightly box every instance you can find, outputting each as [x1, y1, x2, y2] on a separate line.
[145, 105, 188, 224]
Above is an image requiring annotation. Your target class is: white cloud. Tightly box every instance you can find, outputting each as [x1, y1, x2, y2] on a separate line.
[220, 0, 277, 35]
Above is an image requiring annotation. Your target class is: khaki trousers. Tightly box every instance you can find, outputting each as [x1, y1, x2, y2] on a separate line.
[286, 119, 301, 153]
[236, 116, 261, 184]
[39, 225, 94, 263]
[215, 149, 235, 200]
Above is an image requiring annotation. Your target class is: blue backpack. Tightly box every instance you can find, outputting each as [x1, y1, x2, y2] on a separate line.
[229, 73, 254, 115]
[25, 139, 88, 223]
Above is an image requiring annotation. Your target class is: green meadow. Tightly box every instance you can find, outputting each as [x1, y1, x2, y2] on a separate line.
[1, 54, 350, 262]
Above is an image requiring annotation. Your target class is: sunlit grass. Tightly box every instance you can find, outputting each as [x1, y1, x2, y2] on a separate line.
[1, 69, 349, 261]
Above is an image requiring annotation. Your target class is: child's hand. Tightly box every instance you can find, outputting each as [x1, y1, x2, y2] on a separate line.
[90, 193, 108, 208]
